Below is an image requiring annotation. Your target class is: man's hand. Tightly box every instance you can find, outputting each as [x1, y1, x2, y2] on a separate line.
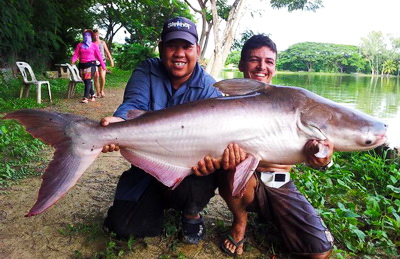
[192, 143, 246, 176]
[221, 143, 246, 171]
[100, 116, 124, 153]
[303, 139, 334, 168]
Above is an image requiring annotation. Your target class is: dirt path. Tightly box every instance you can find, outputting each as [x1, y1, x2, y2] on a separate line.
[0, 88, 274, 259]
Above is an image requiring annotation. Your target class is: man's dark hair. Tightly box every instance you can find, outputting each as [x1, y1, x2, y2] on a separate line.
[240, 34, 277, 61]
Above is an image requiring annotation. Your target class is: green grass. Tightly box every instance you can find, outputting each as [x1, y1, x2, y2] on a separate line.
[292, 151, 400, 258]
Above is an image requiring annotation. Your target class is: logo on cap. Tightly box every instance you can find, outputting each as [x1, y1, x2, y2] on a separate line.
[167, 20, 191, 30]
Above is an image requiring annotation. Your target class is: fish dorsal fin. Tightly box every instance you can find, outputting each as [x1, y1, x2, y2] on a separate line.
[214, 78, 271, 95]
[127, 110, 147, 120]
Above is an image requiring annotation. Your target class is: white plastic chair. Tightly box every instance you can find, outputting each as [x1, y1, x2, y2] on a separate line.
[65, 63, 83, 98]
[16, 61, 52, 104]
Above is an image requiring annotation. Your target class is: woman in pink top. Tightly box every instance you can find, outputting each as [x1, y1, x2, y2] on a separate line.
[71, 29, 106, 103]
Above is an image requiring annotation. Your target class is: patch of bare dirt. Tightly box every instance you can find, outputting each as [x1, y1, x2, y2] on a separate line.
[0, 88, 272, 259]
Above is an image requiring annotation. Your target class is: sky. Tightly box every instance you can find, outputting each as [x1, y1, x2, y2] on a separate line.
[236, 0, 399, 51]
[112, 0, 399, 53]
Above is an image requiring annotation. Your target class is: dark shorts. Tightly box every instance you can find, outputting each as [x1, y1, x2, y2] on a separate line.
[104, 166, 218, 239]
[255, 175, 334, 254]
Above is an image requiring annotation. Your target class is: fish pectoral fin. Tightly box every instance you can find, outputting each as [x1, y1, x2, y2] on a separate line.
[232, 154, 260, 196]
[120, 149, 192, 188]
[297, 115, 327, 140]
[126, 110, 147, 120]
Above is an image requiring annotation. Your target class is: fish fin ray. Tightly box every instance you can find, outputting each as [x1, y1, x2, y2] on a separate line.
[27, 147, 101, 216]
[297, 112, 327, 140]
[4, 109, 97, 146]
[232, 154, 260, 196]
[214, 78, 272, 95]
[120, 148, 191, 188]
[4, 109, 102, 216]
[127, 110, 147, 120]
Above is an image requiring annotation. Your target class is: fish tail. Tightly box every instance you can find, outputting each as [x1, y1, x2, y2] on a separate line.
[3, 109, 103, 216]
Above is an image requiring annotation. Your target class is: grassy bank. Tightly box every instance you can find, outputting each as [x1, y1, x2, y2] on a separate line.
[293, 152, 399, 257]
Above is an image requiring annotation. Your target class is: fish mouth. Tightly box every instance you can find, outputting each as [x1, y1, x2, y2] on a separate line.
[359, 133, 387, 150]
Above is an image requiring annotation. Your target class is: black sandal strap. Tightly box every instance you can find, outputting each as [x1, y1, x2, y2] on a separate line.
[227, 234, 247, 247]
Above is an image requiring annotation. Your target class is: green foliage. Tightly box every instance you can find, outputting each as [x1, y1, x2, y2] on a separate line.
[216, 0, 231, 21]
[0, 120, 46, 188]
[114, 0, 193, 48]
[114, 43, 157, 70]
[360, 31, 387, 75]
[231, 29, 259, 52]
[270, 0, 323, 12]
[0, 0, 95, 68]
[382, 59, 398, 75]
[225, 51, 241, 66]
[277, 42, 367, 73]
[292, 151, 400, 257]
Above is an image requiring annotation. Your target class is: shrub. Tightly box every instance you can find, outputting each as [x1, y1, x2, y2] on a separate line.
[114, 43, 157, 71]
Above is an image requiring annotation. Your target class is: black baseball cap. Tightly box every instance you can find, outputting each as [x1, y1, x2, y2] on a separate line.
[161, 17, 198, 44]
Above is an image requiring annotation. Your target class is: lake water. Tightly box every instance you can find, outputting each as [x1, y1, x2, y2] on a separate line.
[220, 70, 400, 147]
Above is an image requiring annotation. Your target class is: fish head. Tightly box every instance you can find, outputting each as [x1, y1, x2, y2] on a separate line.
[298, 95, 388, 152]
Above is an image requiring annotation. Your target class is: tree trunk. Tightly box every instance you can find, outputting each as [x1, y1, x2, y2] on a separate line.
[206, 0, 248, 78]
[184, 0, 213, 62]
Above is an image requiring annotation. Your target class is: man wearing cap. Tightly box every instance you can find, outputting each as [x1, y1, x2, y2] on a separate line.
[101, 17, 241, 243]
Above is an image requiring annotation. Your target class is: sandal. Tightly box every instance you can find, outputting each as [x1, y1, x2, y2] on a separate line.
[181, 215, 206, 244]
[220, 234, 247, 257]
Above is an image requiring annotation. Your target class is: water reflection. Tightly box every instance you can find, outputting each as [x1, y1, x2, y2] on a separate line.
[219, 70, 400, 146]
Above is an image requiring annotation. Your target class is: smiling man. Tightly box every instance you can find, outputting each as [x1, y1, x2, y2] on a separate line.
[101, 17, 225, 243]
[219, 35, 334, 258]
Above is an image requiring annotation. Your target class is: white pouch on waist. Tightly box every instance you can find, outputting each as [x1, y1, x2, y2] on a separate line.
[260, 171, 290, 188]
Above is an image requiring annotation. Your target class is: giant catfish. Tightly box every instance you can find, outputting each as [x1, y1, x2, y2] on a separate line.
[3, 79, 387, 216]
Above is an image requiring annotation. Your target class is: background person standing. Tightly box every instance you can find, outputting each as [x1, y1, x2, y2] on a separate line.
[71, 29, 106, 103]
[93, 29, 114, 98]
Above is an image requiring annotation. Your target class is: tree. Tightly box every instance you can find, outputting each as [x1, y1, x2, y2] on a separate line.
[112, 0, 192, 49]
[278, 42, 324, 72]
[184, 0, 233, 61]
[225, 50, 240, 66]
[0, 0, 96, 68]
[382, 59, 397, 76]
[327, 44, 366, 73]
[277, 42, 367, 73]
[195, 0, 324, 77]
[92, 0, 124, 50]
[231, 29, 258, 51]
[360, 31, 387, 75]
[206, 0, 248, 77]
[388, 36, 400, 76]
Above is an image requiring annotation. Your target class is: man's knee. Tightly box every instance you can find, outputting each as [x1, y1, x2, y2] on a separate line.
[104, 200, 164, 240]
[166, 174, 218, 214]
